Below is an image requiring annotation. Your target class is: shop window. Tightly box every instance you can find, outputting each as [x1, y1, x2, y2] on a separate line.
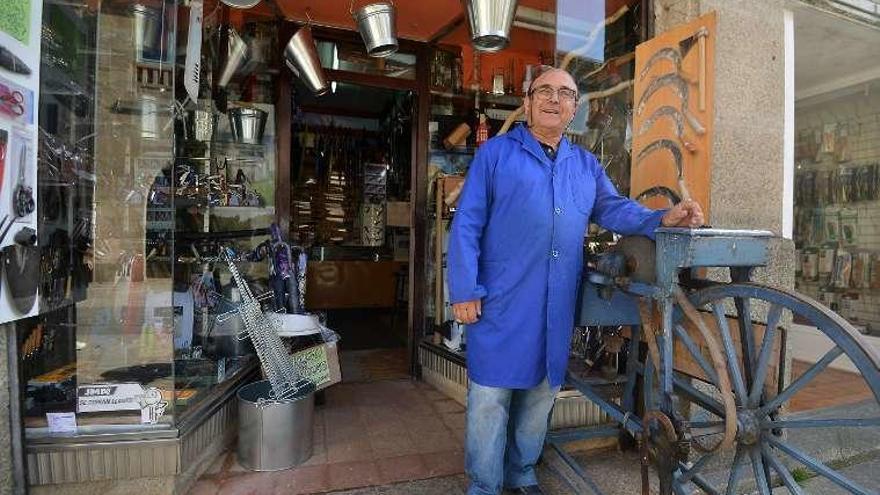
[793, 4, 880, 336]
[21, 0, 285, 437]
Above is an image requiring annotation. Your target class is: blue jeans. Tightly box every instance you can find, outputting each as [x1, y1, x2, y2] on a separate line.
[466, 378, 560, 495]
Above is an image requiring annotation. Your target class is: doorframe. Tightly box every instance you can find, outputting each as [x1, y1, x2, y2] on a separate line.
[274, 22, 430, 375]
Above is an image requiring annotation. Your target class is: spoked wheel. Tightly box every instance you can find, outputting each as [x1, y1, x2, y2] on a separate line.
[643, 283, 880, 495]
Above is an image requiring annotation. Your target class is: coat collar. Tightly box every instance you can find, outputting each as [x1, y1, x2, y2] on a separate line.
[508, 124, 575, 166]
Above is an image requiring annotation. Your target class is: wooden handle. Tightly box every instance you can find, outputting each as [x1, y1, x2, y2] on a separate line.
[698, 33, 707, 112]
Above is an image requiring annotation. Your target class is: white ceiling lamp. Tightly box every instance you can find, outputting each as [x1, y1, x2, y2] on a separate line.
[463, 0, 519, 52]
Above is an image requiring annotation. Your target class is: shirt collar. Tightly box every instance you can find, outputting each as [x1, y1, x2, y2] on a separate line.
[509, 124, 574, 165]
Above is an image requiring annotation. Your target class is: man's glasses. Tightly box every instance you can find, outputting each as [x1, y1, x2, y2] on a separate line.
[528, 85, 578, 103]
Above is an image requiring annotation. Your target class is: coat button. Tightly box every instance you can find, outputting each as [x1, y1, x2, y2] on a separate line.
[554, 207, 562, 215]
[551, 250, 560, 259]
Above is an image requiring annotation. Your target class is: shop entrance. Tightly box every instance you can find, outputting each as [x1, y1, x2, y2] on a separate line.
[289, 79, 415, 382]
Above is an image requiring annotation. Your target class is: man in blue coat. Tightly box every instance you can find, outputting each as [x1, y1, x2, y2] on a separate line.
[447, 66, 704, 495]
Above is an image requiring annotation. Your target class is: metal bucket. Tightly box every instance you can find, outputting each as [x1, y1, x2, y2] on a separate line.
[227, 107, 267, 144]
[221, 0, 261, 8]
[237, 380, 314, 471]
[219, 27, 248, 88]
[353, 2, 398, 58]
[284, 25, 330, 96]
[182, 109, 217, 142]
[463, 0, 519, 52]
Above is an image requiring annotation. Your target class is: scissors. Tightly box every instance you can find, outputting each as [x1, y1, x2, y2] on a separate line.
[0, 84, 24, 117]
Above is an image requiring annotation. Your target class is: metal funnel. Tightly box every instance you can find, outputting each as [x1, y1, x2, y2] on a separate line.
[463, 0, 519, 52]
[284, 25, 330, 96]
[218, 27, 248, 88]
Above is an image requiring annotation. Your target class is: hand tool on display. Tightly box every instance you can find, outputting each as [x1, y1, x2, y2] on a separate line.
[638, 47, 682, 81]
[0, 131, 7, 193]
[697, 28, 708, 111]
[13, 143, 34, 218]
[636, 105, 699, 151]
[636, 72, 704, 136]
[634, 185, 681, 207]
[0, 45, 31, 75]
[4, 227, 40, 314]
[677, 27, 709, 112]
[184, 0, 204, 103]
[0, 84, 25, 117]
[0, 215, 13, 244]
[636, 138, 695, 202]
[637, 72, 685, 115]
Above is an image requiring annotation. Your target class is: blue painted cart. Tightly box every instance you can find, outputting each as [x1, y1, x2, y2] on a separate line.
[552, 228, 880, 495]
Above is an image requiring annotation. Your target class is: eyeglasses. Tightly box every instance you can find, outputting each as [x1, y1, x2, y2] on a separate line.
[529, 85, 578, 103]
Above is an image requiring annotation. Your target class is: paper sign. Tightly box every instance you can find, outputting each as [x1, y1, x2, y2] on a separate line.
[293, 345, 330, 387]
[291, 341, 341, 391]
[78, 383, 168, 424]
[46, 412, 76, 433]
[77, 383, 146, 412]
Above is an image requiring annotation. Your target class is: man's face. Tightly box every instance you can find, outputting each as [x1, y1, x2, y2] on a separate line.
[523, 70, 578, 135]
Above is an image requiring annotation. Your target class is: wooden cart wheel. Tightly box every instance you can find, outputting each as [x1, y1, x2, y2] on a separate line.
[643, 283, 880, 495]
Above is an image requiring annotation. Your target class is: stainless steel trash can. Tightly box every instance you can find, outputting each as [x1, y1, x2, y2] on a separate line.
[237, 380, 314, 471]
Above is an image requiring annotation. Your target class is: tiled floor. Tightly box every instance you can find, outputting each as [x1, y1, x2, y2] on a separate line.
[788, 359, 874, 412]
[189, 355, 875, 494]
[191, 379, 466, 495]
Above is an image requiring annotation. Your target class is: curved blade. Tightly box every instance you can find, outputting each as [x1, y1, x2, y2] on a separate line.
[634, 186, 681, 207]
[638, 47, 682, 81]
[637, 73, 689, 116]
[637, 105, 685, 138]
[635, 138, 683, 178]
[637, 105, 701, 152]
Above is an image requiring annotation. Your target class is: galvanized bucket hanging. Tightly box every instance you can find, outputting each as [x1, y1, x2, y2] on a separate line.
[463, 0, 519, 52]
[351, 1, 398, 58]
[221, 0, 261, 8]
[284, 24, 330, 96]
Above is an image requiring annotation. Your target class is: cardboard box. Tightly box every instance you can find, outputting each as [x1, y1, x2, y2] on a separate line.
[291, 341, 341, 391]
[386, 201, 411, 227]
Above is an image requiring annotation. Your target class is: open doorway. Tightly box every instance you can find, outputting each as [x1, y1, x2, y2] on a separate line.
[290, 81, 414, 382]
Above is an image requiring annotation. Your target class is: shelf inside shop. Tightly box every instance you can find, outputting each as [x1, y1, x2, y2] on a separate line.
[430, 147, 476, 156]
[430, 90, 523, 108]
[176, 228, 270, 240]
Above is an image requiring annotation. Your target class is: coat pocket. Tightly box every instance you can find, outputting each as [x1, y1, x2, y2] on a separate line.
[477, 260, 510, 314]
[568, 174, 596, 215]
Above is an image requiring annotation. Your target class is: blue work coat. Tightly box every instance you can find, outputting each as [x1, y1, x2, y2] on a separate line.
[447, 124, 666, 389]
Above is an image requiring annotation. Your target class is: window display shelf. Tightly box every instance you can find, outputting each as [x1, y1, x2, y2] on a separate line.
[430, 147, 476, 156]
[430, 90, 523, 108]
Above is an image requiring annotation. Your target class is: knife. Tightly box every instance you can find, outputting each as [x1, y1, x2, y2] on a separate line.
[0, 46, 31, 76]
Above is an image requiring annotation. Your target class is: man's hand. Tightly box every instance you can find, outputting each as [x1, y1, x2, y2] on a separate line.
[452, 299, 482, 324]
[661, 199, 705, 228]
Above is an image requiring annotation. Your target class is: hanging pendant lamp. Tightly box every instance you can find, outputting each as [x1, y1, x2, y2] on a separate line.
[463, 0, 519, 52]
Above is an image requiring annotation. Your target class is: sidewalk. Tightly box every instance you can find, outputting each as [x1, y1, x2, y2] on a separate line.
[190, 366, 878, 495]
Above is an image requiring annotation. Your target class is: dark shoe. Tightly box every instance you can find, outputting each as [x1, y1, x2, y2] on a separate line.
[509, 486, 544, 495]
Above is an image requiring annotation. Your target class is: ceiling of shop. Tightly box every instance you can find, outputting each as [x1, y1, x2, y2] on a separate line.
[275, 0, 634, 41]
[793, 3, 880, 100]
[277, 0, 555, 41]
